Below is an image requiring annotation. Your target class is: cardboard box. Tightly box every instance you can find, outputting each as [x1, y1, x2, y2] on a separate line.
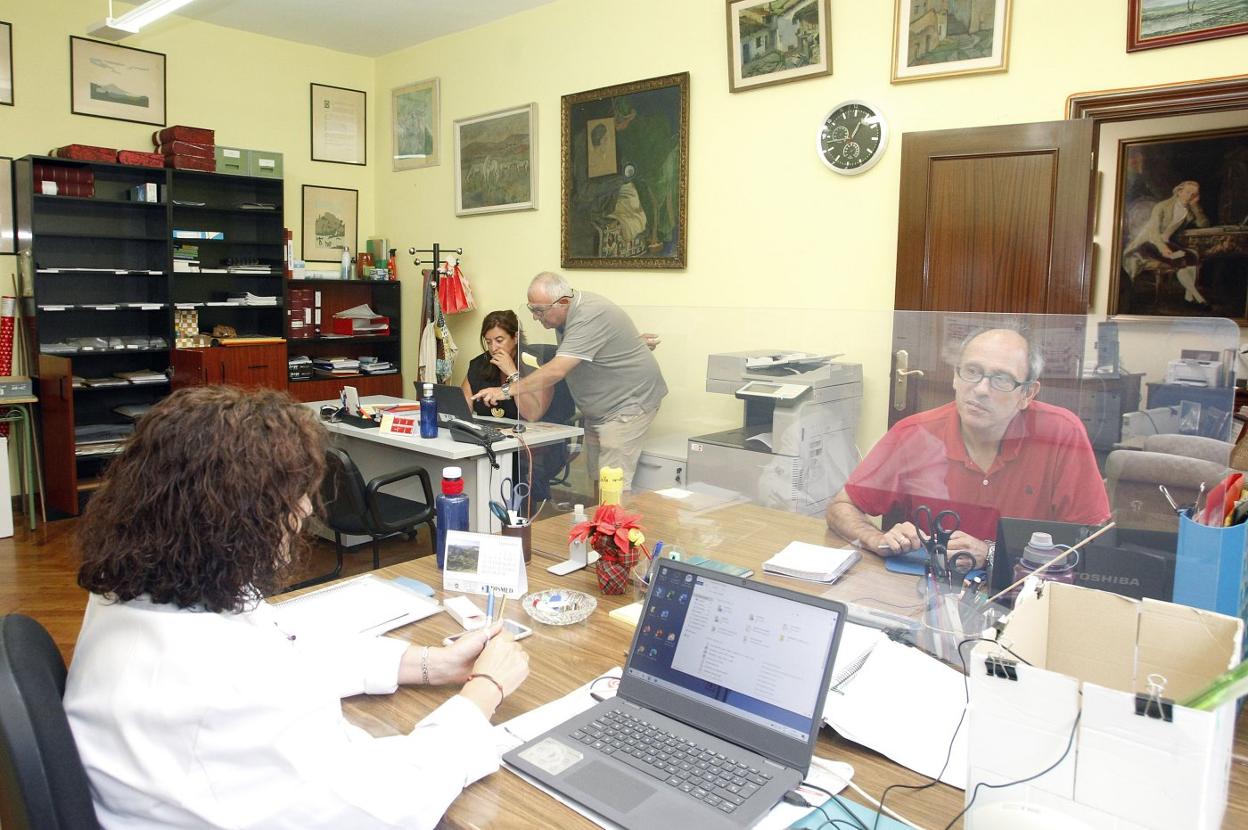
[330, 314, 390, 337]
[967, 582, 1242, 830]
[215, 146, 247, 175]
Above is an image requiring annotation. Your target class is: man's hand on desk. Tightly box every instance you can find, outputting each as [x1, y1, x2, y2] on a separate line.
[945, 531, 989, 569]
[872, 521, 924, 555]
[473, 386, 506, 407]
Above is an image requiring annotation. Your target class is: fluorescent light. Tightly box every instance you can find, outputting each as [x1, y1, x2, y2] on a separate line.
[87, 0, 197, 41]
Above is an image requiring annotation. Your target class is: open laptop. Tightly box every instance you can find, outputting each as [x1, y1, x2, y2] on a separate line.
[504, 559, 845, 829]
[414, 382, 477, 422]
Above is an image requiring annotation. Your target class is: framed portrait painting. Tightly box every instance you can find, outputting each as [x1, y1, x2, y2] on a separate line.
[455, 103, 537, 217]
[1109, 127, 1248, 322]
[310, 83, 366, 165]
[891, 0, 1011, 83]
[1128, 0, 1248, 52]
[301, 185, 358, 263]
[392, 78, 439, 171]
[725, 0, 831, 93]
[69, 36, 165, 126]
[1, 22, 12, 107]
[561, 72, 689, 270]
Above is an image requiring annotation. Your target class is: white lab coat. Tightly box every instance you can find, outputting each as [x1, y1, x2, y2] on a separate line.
[65, 592, 498, 829]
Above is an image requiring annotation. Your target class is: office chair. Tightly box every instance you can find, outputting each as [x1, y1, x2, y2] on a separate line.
[0, 614, 100, 830]
[288, 446, 437, 591]
[522, 343, 581, 491]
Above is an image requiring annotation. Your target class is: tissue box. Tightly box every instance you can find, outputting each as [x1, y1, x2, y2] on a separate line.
[966, 582, 1242, 830]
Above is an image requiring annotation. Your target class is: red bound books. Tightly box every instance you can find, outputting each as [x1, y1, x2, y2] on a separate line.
[152, 125, 214, 146]
[49, 144, 117, 163]
[32, 163, 95, 198]
[155, 140, 214, 159]
[117, 150, 164, 168]
[164, 154, 216, 172]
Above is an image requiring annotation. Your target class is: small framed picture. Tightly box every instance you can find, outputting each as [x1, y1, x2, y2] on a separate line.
[1, 22, 12, 106]
[392, 78, 439, 171]
[1128, 0, 1248, 52]
[455, 103, 537, 216]
[70, 36, 166, 125]
[891, 0, 1011, 84]
[0, 158, 14, 255]
[302, 185, 358, 263]
[725, 0, 831, 93]
[310, 82, 367, 166]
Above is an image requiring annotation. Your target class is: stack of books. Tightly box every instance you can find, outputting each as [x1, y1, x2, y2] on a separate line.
[226, 292, 279, 306]
[288, 355, 313, 381]
[312, 357, 359, 377]
[359, 357, 396, 375]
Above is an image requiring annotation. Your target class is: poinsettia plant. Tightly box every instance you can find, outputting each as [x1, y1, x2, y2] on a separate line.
[569, 504, 650, 595]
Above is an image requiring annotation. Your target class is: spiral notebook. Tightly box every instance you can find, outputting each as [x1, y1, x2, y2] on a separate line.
[762, 541, 860, 583]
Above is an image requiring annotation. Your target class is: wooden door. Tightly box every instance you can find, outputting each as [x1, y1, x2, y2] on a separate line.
[37, 355, 77, 517]
[170, 348, 212, 390]
[889, 119, 1095, 425]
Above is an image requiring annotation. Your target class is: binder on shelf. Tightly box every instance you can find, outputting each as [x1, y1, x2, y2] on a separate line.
[330, 304, 389, 337]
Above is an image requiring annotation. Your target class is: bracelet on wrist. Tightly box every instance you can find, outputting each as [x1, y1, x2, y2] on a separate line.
[420, 646, 431, 685]
[467, 672, 505, 706]
[506, 371, 520, 384]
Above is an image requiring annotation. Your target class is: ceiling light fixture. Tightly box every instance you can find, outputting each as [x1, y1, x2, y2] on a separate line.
[87, 0, 197, 41]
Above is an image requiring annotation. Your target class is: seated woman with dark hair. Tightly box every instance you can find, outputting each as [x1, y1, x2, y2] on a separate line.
[462, 309, 574, 502]
[65, 386, 529, 829]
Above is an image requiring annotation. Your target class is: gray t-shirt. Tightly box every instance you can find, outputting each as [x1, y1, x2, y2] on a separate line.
[556, 290, 667, 420]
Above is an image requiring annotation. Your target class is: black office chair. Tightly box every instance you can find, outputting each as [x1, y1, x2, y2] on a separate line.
[0, 614, 100, 830]
[523, 343, 580, 491]
[288, 446, 437, 591]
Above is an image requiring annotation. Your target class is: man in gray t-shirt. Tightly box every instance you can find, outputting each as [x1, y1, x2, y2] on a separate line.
[473, 272, 667, 491]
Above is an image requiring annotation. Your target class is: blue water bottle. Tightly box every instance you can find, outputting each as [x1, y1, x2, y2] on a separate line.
[419, 382, 438, 439]
[435, 466, 469, 569]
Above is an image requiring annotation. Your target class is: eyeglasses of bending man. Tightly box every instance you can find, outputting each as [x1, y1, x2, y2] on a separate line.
[955, 363, 1032, 393]
[526, 295, 573, 315]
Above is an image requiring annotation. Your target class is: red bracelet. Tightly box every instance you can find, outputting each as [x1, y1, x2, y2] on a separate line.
[467, 673, 505, 705]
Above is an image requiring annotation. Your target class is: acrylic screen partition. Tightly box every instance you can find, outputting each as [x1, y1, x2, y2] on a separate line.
[479, 305, 1241, 665]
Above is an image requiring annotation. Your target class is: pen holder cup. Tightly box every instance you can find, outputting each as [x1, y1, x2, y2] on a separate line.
[1173, 510, 1248, 622]
[502, 522, 532, 564]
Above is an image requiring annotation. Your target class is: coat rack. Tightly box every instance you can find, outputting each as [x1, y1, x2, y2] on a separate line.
[409, 243, 463, 382]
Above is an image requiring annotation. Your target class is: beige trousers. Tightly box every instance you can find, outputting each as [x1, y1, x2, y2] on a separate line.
[584, 407, 660, 491]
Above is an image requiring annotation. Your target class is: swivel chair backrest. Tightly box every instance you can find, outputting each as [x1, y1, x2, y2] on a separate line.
[321, 446, 373, 533]
[0, 614, 99, 829]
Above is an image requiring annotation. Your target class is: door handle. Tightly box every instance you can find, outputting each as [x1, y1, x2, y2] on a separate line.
[893, 349, 924, 411]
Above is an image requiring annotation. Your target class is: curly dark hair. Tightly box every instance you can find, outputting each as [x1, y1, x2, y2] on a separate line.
[77, 386, 328, 613]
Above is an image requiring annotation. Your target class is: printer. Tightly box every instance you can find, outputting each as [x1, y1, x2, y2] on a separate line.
[1163, 358, 1222, 387]
[686, 350, 862, 516]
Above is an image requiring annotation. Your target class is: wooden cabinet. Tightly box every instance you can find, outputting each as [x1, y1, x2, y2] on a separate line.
[172, 344, 288, 391]
[285, 280, 402, 402]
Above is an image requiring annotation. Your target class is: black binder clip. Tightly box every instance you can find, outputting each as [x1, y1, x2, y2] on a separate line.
[984, 654, 1018, 681]
[1134, 673, 1173, 722]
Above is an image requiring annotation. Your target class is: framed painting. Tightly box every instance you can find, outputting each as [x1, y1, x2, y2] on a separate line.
[725, 0, 831, 93]
[1, 22, 12, 107]
[392, 78, 439, 171]
[69, 36, 165, 126]
[1109, 127, 1248, 321]
[561, 72, 689, 270]
[891, 0, 1011, 83]
[301, 185, 358, 263]
[454, 103, 537, 217]
[0, 158, 13, 255]
[310, 83, 366, 165]
[1128, 0, 1248, 52]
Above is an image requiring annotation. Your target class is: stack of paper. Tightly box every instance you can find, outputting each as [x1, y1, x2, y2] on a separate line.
[763, 541, 860, 583]
[268, 573, 441, 639]
[114, 369, 167, 385]
[312, 356, 359, 377]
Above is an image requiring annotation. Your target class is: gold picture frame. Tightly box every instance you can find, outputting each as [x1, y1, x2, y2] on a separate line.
[891, 0, 1011, 84]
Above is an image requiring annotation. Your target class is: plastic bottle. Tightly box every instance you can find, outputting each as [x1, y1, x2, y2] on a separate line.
[568, 503, 589, 564]
[387, 248, 398, 281]
[340, 245, 352, 280]
[419, 382, 438, 439]
[599, 466, 623, 506]
[435, 466, 470, 569]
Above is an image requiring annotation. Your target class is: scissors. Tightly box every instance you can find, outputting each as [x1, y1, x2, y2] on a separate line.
[499, 477, 530, 514]
[913, 505, 974, 585]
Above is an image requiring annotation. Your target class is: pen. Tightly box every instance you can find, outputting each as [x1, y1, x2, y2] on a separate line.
[497, 594, 508, 624]
[486, 588, 495, 620]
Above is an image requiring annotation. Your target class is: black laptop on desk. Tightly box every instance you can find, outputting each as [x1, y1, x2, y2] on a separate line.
[504, 559, 845, 829]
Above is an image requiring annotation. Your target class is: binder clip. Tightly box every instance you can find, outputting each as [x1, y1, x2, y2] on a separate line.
[1134, 673, 1173, 722]
[984, 654, 1018, 681]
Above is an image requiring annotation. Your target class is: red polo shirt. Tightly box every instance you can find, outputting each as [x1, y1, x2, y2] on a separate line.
[843, 401, 1110, 540]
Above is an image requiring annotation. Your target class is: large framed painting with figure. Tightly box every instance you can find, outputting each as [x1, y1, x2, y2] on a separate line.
[560, 73, 689, 270]
[1110, 127, 1248, 322]
[1128, 0, 1248, 52]
[725, 0, 831, 93]
[891, 0, 1011, 83]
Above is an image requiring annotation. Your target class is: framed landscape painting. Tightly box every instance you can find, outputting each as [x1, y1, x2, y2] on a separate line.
[392, 78, 439, 171]
[725, 0, 831, 93]
[891, 0, 1011, 83]
[455, 103, 537, 216]
[1128, 0, 1248, 51]
[561, 73, 689, 270]
[302, 185, 358, 263]
[69, 36, 165, 126]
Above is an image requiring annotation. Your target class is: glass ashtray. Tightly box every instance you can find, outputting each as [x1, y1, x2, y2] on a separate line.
[521, 588, 597, 626]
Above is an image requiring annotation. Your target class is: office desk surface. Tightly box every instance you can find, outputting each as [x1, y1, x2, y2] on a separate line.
[332, 493, 1248, 829]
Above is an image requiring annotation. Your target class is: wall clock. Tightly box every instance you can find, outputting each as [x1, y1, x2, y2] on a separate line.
[817, 100, 889, 175]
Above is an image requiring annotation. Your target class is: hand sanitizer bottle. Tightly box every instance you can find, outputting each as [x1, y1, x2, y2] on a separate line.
[569, 504, 588, 565]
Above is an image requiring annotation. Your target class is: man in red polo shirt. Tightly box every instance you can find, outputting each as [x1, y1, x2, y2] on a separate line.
[826, 327, 1110, 567]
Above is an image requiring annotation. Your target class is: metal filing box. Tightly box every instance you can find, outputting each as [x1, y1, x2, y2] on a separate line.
[248, 149, 284, 179]
[214, 146, 247, 175]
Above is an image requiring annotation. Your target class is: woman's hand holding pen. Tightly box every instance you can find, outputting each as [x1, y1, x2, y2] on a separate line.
[463, 627, 530, 718]
[405, 622, 504, 686]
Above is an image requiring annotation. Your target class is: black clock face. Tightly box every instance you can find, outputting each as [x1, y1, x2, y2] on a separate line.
[818, 102, 888, 175]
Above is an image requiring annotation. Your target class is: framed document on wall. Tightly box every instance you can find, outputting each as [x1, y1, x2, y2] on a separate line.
[310, 83, 367, 166]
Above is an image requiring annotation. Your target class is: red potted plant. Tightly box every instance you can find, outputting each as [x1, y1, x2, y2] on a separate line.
[569, 504, 649, 595]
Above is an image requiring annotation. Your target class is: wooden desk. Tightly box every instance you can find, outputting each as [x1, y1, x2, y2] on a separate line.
[333, 492, 1248, 828]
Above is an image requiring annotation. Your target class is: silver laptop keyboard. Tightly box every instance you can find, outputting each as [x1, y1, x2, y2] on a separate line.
[569, 709, 774, 815]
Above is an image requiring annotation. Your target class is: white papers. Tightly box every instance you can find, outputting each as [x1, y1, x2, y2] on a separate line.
[335, 303, 380, 319]
[828, 622, 885, 691]
[763, 541, 860, 583]
[822, 638, 968, 788]
[269, 573, 441, 639]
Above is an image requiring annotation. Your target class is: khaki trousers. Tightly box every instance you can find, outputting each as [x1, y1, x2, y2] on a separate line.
[583, 407, 659, 491]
